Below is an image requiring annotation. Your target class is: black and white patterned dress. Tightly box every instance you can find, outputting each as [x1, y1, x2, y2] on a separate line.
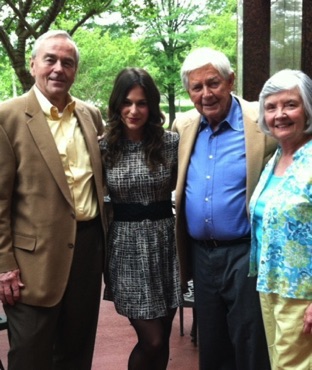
[101, 131, 182, 319]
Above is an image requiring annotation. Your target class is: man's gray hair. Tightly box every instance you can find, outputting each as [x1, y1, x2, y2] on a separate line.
[31, 30, 79, 65]
[181, 47, 234, 90]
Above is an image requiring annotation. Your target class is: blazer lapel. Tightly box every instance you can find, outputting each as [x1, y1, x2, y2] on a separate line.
[25, 89, 74, 208]
[74, 103, 101, 177]
[74, 103, 104, 215]
[239, 98, 265, 207]
[176, 111, 201, 197]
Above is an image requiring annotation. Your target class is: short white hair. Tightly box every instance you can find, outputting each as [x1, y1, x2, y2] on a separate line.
[259, 69, 312, 135]
[181, 47, 233, 90]
[31, 30, 79, 65]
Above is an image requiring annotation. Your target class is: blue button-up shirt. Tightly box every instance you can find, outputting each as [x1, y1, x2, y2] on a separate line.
[185, 96, 250, 240]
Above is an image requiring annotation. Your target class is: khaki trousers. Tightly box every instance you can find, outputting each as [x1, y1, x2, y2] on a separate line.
[260, 292, 312, 370]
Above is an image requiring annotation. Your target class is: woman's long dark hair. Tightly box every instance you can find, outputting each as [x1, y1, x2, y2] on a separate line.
[103, 67, 166, 172]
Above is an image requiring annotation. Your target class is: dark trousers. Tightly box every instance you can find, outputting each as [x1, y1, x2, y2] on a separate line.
[191, 239, 270, 370]
[5, 218, 103, 370]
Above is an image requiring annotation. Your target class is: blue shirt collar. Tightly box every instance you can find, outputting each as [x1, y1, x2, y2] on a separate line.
[200, 95, 243, 132]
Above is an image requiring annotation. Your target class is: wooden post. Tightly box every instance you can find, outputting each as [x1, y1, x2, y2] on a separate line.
[302, 0, 312, 78]
[242, 0, 271, 101]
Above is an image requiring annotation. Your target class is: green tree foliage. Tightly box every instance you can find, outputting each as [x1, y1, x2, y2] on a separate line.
[72, 27, 146, 118]
[0, 0, 238, 117]
[109, 0, 236, 126]
[194, 0, 237, 69]
[0, 0, 113, 92]
[110, 0, 209, 126]
[0, 52, 22, 99]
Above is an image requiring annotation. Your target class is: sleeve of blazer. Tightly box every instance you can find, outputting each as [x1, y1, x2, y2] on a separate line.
[75, 99, 104, 133]
[0, 122, 18, 271]
[74, 99, 108, 235]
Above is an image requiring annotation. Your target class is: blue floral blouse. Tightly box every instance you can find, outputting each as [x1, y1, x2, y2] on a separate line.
[249, 139, 312, 300]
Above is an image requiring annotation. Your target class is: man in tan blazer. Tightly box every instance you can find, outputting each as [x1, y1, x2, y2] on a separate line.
[0, 30, 106, 369]
[173, 48, 276, 370]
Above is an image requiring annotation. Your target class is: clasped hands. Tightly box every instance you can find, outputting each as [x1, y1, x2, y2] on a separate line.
[0, 269, 24, 305]
[303, 303, 312, 334]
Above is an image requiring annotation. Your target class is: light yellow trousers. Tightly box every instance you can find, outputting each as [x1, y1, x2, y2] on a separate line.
[260, 292, 312, 370]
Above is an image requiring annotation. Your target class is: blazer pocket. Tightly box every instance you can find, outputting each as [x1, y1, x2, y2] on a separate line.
[13, 233, 36, 252]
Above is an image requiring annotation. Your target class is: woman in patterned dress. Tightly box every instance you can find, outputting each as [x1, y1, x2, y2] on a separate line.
[100, 67, 182, 370]
[249, 69, 312, 370]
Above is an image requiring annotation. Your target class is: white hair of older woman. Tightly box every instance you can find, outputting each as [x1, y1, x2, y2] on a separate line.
[258, 69, 312, 135]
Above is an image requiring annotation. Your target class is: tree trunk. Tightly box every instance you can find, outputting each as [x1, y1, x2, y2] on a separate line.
[167, 83, 176, 129]
[15, 66, 34, 92]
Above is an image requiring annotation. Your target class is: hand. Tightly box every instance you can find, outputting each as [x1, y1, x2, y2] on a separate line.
[97, 133, 105, 142]
[303, 303, 312, 334]
[0, 269, 24, 305]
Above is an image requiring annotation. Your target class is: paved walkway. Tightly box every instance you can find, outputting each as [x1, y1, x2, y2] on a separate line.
[0, 298, 198, 369]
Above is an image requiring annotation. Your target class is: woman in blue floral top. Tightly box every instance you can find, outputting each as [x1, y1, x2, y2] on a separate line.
[249, 69, 312, 370]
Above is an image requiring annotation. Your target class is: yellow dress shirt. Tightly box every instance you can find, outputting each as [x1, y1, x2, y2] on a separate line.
[34, 86, 98, 221]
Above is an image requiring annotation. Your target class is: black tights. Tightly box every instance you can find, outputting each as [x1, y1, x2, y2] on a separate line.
[128, 308, 177, 370]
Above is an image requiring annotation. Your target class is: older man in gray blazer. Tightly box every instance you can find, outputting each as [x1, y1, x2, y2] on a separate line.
[173, 48, 276, 370]
[0, 30, 106, 370]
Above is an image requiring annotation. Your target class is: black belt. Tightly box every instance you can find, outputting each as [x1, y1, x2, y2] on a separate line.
[113, 200, 173, 222]
[196, 236, 251, 248]
[77, 215, 100, 231]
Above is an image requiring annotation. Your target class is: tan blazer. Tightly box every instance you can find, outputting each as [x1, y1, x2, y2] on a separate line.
[0, 87, 106, 307]
[172, 96, 277, 288]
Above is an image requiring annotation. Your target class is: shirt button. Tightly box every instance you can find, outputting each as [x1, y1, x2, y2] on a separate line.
[68, 243, 74, 249]
[209, 155, 213, 159]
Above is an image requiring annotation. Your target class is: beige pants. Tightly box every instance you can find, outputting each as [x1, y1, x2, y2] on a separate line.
[260, 292, 312, 370]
